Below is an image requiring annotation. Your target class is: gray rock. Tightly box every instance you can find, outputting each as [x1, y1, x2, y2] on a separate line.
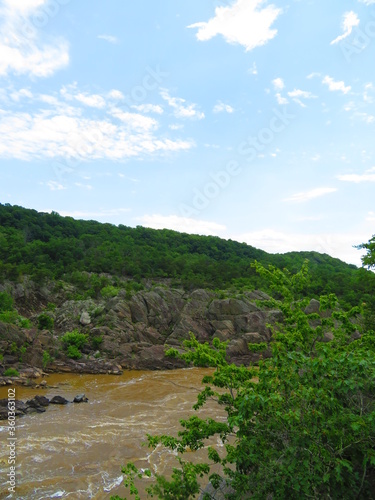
[50, 396, 69, 405]
[73, 394, 88, 403]
[80, 311, 91, 326]
[305, 299, 320, 315]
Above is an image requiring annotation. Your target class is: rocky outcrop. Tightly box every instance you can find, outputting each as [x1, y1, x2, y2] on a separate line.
[0, 279, 282, 373]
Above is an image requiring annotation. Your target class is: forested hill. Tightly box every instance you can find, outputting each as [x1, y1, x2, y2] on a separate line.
[0, 203, 374, 308]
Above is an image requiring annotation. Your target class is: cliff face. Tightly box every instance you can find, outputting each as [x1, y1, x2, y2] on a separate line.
[0, 278, 281, 376]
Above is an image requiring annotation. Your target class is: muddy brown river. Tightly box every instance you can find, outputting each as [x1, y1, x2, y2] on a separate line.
[0, 368, 224, 499]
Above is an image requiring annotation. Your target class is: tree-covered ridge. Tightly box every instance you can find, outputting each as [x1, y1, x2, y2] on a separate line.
[0, 203, 374, 309]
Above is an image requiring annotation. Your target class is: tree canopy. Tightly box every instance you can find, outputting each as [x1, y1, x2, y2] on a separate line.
[113, 261, 375, 499]
[1, 203, 375, 310]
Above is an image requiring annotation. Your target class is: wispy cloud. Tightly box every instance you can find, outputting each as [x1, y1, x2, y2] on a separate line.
[338, 168, 375, 182]
[97, 34, 119, 44]
[46, 181, 66, 191]
[272, 77, 285, 90]
[331, 11, 360, 45]
[287, 89, 317, 107]
[0, 86, 194, 161]
[0, 0, 69, 78]
[188, 0, 282, 52]
[284, 187, 338, 202]
[160, 89, 205, 120]
[322, 76, 351, 94]
[131, 104, 164, 114]
[213, 101, 234, 114]
[137, 214, 226, 236]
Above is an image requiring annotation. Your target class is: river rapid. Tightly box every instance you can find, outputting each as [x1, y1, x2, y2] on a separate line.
[0, 368, 220, 499]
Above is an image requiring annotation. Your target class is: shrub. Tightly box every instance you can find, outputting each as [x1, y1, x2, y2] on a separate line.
[47, 302, 57, 312]
[0, 291, 13, 313]
[19, 345, 27, 362]
[4, 368, 20, 377]
[18, 317, 31, 328]
[42, 350, 53, 369]
[61, 330, 88, 349]
[101, 285, 119, 299]
[0, 311, 19, 324]
[38, 313, 54, 331]
[92, 336, 103, 349]
[66, 345, 82, 360]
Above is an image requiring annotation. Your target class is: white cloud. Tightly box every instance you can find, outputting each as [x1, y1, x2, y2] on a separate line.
[284, 187, 338, 202]
[160, 89, 205, 120]
[213, 101, 234, 114]
[272, 77, 285, 90]
[0, 0, 69, 78]
[366, 211, 375, 221]
[97, 34, 119, 44]
[331, 11, 360, 45]
[46, 181, 65, 191]
[235, 229, 365, 266]
[0, 87, 194, 161]
[131, 104, 164, 114]
[60, 84, 106, 109]
[75, 183, 93, 190]
[53, 208, 131, 218]
[287, 89, 317, 107]
[338, 169, 375, 182]
[108, 90, 124, 100]
[137, 214, 226, 236]
[322, 76, 351, 94]
[358, 0, 375, 5]
[248, 62, 258, 75]
[188, 0, 282, 52]
[275, 93, 288, 105]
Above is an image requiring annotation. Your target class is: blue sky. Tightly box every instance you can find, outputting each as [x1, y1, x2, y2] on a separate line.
[0, 0, 375, 266]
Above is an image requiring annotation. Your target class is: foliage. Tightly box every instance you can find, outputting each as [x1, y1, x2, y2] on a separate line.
[66, 345, 82, 360]
[19, 345, 27, 362]
[47, 302, 57, 311]
[42, 350, 53, 369]
[38, 313, 54, 331]
[101, 285, 119, 298]
[357, 234, 375, 269]
[3, 368, 20, 377]
[0, 310, 19, 324]
[1, 203, 374, 308]
[61, 329, 88, 350]
[0, 291, 13, 313]
[114, 261, 375, 500]
[91, 335, 104, 349]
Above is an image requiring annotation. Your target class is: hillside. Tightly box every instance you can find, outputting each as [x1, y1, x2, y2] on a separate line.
[0, 203, 374, 308]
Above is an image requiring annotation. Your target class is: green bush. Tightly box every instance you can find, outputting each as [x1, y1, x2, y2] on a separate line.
[38, 313, 54, 331]
[101, 285, 119, 298]
[92, 335, 103, 349]
[0, 291, 13, 313]
[42, 350, 53, 369]
[47, 302, 57, 312]
[0, 311, 19, 324]
[61, 330, 88, 349]
[18, 316, 31, 328]
[4, 368, 20, 377]
[66, 345, 82, 360]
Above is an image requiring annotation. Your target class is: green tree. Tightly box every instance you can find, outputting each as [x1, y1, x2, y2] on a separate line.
[114, 261, 375, 499]
[357, 234, 375, 268]
[38, 313, 54, 331]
